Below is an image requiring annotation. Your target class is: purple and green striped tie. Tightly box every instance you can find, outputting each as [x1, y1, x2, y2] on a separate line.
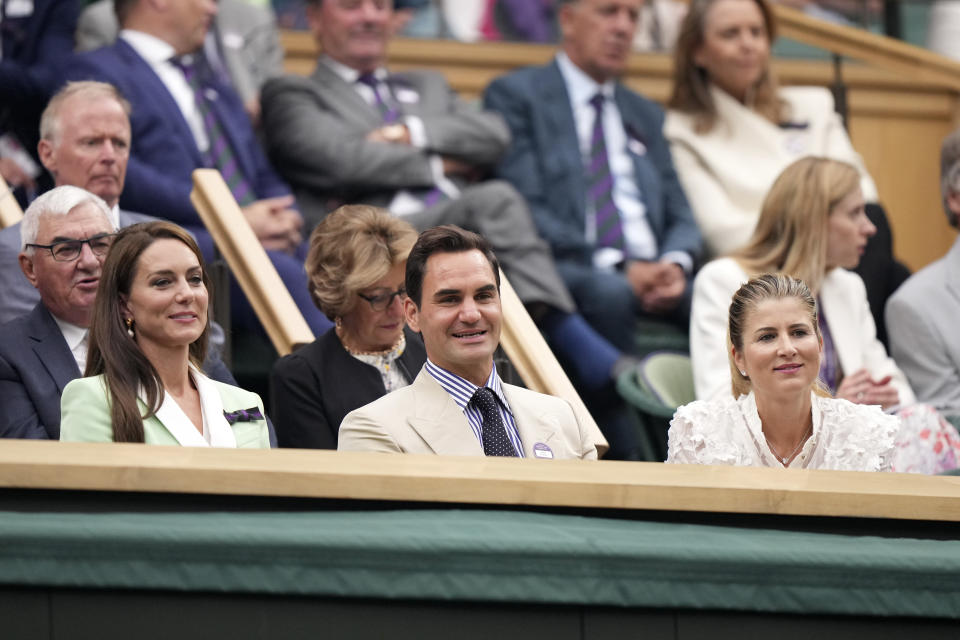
[173, 56, 255, 206]
[587, 93, 625, 251]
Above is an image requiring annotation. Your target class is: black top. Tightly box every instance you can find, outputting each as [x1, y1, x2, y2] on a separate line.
[269, 327, 427, 449]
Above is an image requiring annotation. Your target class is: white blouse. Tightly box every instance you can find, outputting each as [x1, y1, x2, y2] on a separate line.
[666, 391, 898, 471]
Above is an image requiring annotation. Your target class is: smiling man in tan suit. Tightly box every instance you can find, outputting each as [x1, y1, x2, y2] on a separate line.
[338, 226, 597, 460]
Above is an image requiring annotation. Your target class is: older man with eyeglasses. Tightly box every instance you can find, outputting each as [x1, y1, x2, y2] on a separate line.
[0, 186, 116, 438]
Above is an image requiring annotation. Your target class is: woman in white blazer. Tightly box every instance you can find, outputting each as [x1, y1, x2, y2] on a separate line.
[61, 221, 270, 447]
[664, 0, 877, 259]
[689, 158, 959, 473]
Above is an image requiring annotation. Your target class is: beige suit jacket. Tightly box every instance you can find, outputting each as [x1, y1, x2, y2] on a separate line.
[338, 369, 597, 460]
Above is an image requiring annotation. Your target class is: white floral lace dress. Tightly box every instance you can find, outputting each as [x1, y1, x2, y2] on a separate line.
[666, 391, 899, 471]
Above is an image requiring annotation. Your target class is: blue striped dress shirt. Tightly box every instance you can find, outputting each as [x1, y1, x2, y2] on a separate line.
[424, 359, 524, 458]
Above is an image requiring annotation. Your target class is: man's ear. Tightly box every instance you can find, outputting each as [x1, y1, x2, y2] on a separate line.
[403, 296, 420, 333]
[18, 252, 39, 289]
[37, 139, 56, 176]
[947, 192, 960, 225]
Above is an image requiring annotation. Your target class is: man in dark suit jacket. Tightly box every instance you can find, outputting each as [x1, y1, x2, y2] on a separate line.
[61, 0, 331, 335]
[484, 0, 702, 352]
[0, 0, 78, 197]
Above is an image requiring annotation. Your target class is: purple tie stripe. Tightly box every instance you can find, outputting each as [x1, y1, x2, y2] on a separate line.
[358, 72, 445, 209]
[586, 93, 625, 251]
[172, 55, 256, 206]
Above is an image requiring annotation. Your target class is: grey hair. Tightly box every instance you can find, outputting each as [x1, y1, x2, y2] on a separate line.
[21, 186, 115, 251]
[39, 81, 131, 145]
[940, 128, 960, 229]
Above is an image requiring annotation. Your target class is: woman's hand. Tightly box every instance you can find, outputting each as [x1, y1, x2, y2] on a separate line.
[836, 368, 900, 409]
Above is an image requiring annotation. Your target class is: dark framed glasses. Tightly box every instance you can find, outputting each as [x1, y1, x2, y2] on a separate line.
[26, 233, 116, 262]
[357, 287, 407, 311]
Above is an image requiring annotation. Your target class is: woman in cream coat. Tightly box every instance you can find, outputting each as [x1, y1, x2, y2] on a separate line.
[664, 0, 877, 259]
[60, 221, 270, 447]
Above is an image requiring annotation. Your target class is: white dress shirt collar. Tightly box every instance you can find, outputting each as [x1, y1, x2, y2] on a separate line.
[320, 55, 387, 85]
[556, 51, 616, 108]
[51, 315, 88, 373]
[119, 29, 177, 67]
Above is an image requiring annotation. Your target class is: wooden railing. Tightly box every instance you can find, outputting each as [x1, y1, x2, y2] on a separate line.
[191, 169, 314, 356]
[190, 169, 608, 455]
[280, 7, 960, 271]
[0, 175, 24, 229]
[2, 439, 959, 522]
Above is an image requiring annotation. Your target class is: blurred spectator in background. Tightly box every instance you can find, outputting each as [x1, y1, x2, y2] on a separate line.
[0, 0, 79, 204]
[75, 0, 284, 126]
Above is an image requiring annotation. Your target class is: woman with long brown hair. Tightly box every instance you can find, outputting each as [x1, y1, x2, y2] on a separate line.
[664, 0, 877, 259]
[60, 221, 270, 447]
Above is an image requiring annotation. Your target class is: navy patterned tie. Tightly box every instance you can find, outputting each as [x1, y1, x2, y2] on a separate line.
[587, 93, 625, 250]
[472, 387, 518, 457]
[172, 56, 255, 206]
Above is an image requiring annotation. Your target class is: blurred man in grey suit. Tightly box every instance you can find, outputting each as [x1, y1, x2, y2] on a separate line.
[886, 129, 960, 420]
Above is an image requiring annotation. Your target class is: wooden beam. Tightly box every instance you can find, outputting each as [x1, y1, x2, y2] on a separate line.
[190, 169, 313, 355]
[0, 174, 24, 229]
[3, 440, 960, 522]
[773, 4, 960, 91]
[497, 271, 608, 457]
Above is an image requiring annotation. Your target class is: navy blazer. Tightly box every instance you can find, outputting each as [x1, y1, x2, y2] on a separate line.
[484, 59, 701, 266]
[0, 0, 79, 166]
[61, 39, 291, 226]
[0, 304, 80, 439]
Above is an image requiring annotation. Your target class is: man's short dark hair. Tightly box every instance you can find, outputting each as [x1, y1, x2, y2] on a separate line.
[405, 225, 501, 307]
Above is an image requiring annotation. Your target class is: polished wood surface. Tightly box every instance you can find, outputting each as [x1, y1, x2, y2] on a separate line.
[2, 439, 960, 521]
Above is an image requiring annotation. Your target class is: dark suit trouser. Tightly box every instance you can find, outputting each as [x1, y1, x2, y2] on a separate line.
[405, 180, 576, 314]
[556, 260, 692, 354]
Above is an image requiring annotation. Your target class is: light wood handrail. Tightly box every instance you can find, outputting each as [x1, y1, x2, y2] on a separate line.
[774, 4, 960, 91]
[190, 169, 313, 356]
[498, 272, 608, 456]
[0, 174, 24, 229]
[2, 440, 959, 522]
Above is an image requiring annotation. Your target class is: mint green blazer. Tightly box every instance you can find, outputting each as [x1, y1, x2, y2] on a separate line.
[60, 374, 270, 448]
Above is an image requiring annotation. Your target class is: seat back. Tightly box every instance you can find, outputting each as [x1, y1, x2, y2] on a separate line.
[639, 351, 695, 409]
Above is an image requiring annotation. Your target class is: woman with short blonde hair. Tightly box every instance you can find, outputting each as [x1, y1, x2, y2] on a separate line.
[271, 205, 426, 449]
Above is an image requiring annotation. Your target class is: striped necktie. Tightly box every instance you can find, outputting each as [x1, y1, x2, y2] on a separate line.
[357, 72, 446, 208]
[172, 56, 255, 206]
[587, 93, 625, 251]
[356, 72, 400, 123]
[472, 387, 518, 457]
